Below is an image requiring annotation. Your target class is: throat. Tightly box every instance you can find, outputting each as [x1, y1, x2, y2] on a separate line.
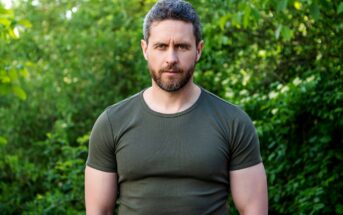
[143, 83, 201, 114]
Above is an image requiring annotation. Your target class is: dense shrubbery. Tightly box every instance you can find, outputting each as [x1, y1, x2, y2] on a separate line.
[1, 0, 342, 214]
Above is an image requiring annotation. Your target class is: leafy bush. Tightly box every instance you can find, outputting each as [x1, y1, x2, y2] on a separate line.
[0, 0, 342, 214]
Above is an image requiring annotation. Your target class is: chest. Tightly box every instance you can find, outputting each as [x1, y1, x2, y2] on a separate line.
[115, 114, 230, 184]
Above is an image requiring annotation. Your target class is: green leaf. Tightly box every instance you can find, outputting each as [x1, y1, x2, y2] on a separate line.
[0, 84, 10, 95]
[8, 28, 18, 39]
[336, 204, 343, 214]
[294, 1, 302, 10]
[77, 134, 90, 144]
[232, 13, 242, 27]
[243, 6, 251, 28]
[0, 136, 7, 145]
[0, 7, 14, 17]
[9, 69, 18, 81]
[18, 19, 32, 28]
[251, 8, 260, 22]
[0, 17, 11, 26]
[12, 86, 27, 100]
[281, 26, 294, 41]
[20, 68, 29, 78]
[0, 75, 11, 83]
[218, 14, 230, 31]
[310, 4, 320, 20]
[277, 0, 288, 11]
[337, 2, 343, 14]
[275, 25, 282, 39]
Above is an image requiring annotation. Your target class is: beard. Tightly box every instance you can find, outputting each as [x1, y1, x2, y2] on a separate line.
[148, 63, 196, 92]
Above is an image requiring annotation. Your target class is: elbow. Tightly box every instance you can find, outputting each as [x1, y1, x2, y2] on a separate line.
[86, 207, 114, 215]
[236, 201, 268, 215]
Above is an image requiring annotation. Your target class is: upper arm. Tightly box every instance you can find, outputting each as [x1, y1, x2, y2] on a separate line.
[230, 163, 268, 215]
[87, 110, 117, 172]
[85, 166, 117, 215]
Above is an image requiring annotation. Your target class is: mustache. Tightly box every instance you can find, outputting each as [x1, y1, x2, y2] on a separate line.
[159, 65, 183, 73]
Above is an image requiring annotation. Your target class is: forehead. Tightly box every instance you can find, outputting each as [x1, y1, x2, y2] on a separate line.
[149, 20, 195, 43]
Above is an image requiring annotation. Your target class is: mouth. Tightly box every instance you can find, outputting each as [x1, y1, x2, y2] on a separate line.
[159, 67, 182, 75]
[162, 68, 182, 73]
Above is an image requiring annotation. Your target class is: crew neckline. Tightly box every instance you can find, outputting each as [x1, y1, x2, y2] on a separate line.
[139, 87, 204, 118]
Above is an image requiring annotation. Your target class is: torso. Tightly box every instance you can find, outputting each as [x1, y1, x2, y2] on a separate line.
[89, 88, 261, 214]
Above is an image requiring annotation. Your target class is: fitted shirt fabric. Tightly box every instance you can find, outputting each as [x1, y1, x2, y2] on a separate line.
[86, 88, 262, 215]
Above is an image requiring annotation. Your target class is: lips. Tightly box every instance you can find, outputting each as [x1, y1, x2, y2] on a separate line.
[160, 68, 182, 74]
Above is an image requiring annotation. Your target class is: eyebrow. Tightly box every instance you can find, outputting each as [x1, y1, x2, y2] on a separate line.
[152, 42, 192, 47]
[174, 42, 191, 47]
[153, 42, 167, 47]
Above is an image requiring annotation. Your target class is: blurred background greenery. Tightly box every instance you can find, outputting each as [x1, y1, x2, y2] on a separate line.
[0, 0, 342, 214]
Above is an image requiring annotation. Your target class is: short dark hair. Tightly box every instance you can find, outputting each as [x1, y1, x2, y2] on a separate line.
[143, 0, 202, 44]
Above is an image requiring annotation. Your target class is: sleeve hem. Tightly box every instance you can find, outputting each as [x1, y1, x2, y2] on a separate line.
[86, 162, 117, 173]
[229, 159, 262, 171]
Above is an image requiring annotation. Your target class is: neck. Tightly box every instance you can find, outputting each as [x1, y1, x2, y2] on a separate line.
[143, 80, 201, 114]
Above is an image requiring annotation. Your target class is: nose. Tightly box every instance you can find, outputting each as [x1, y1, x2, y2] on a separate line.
[165, 49, 178, 66]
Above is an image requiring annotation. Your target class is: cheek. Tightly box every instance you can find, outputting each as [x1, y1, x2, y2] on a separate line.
[147, 54, 162, 68]
[180, 53, 197, 66]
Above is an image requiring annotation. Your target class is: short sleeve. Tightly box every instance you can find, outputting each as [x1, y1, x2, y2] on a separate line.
[86, 110, 117, 172]
[229, 112, 262, 171]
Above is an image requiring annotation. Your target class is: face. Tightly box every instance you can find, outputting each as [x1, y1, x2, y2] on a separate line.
[141, 20, 204, 92]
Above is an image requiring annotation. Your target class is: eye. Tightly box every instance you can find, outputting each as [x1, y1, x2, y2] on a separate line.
[155, 44, 167, 50]
[176, 44, 190, 51]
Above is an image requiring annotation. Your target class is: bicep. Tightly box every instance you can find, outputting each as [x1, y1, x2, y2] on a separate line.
[85, 166, 117, 215]
[230, 163, 268, 215]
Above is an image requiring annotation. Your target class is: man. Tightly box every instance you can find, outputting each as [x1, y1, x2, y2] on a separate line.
[85, 0, 268, 214]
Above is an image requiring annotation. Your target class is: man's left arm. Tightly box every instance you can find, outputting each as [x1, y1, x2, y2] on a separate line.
[230, 163, 268, 215]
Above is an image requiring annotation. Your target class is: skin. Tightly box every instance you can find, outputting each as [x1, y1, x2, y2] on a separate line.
[141, 20, 204, 113]
[85, 167, 117, 215]
[230, 163, 268, 215]
[85, 19, 268, 214]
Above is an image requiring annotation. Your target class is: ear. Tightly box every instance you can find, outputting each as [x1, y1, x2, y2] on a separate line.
[141, 39, 148, 60]
[195, 40, 204, 62]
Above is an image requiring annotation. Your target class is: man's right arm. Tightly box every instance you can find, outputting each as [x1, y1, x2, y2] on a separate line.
[85, 166, 117, 215]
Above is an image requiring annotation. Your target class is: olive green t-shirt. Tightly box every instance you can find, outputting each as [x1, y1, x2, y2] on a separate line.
[86, 88, 262, 215]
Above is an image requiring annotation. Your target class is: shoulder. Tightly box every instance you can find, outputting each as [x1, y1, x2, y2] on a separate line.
[92, 91, 143, 131]
[91, 91, 143, 141]
[104, 91, 142, 118]
[201, 88, 251, 122]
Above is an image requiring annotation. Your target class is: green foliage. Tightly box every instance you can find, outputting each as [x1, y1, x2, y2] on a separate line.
[0, 4, 31, 100]
[194, 0, 343, 214]
[0, 0, 342, 214]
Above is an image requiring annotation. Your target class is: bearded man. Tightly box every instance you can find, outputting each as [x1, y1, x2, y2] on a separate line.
[85, 0, 268, 214]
